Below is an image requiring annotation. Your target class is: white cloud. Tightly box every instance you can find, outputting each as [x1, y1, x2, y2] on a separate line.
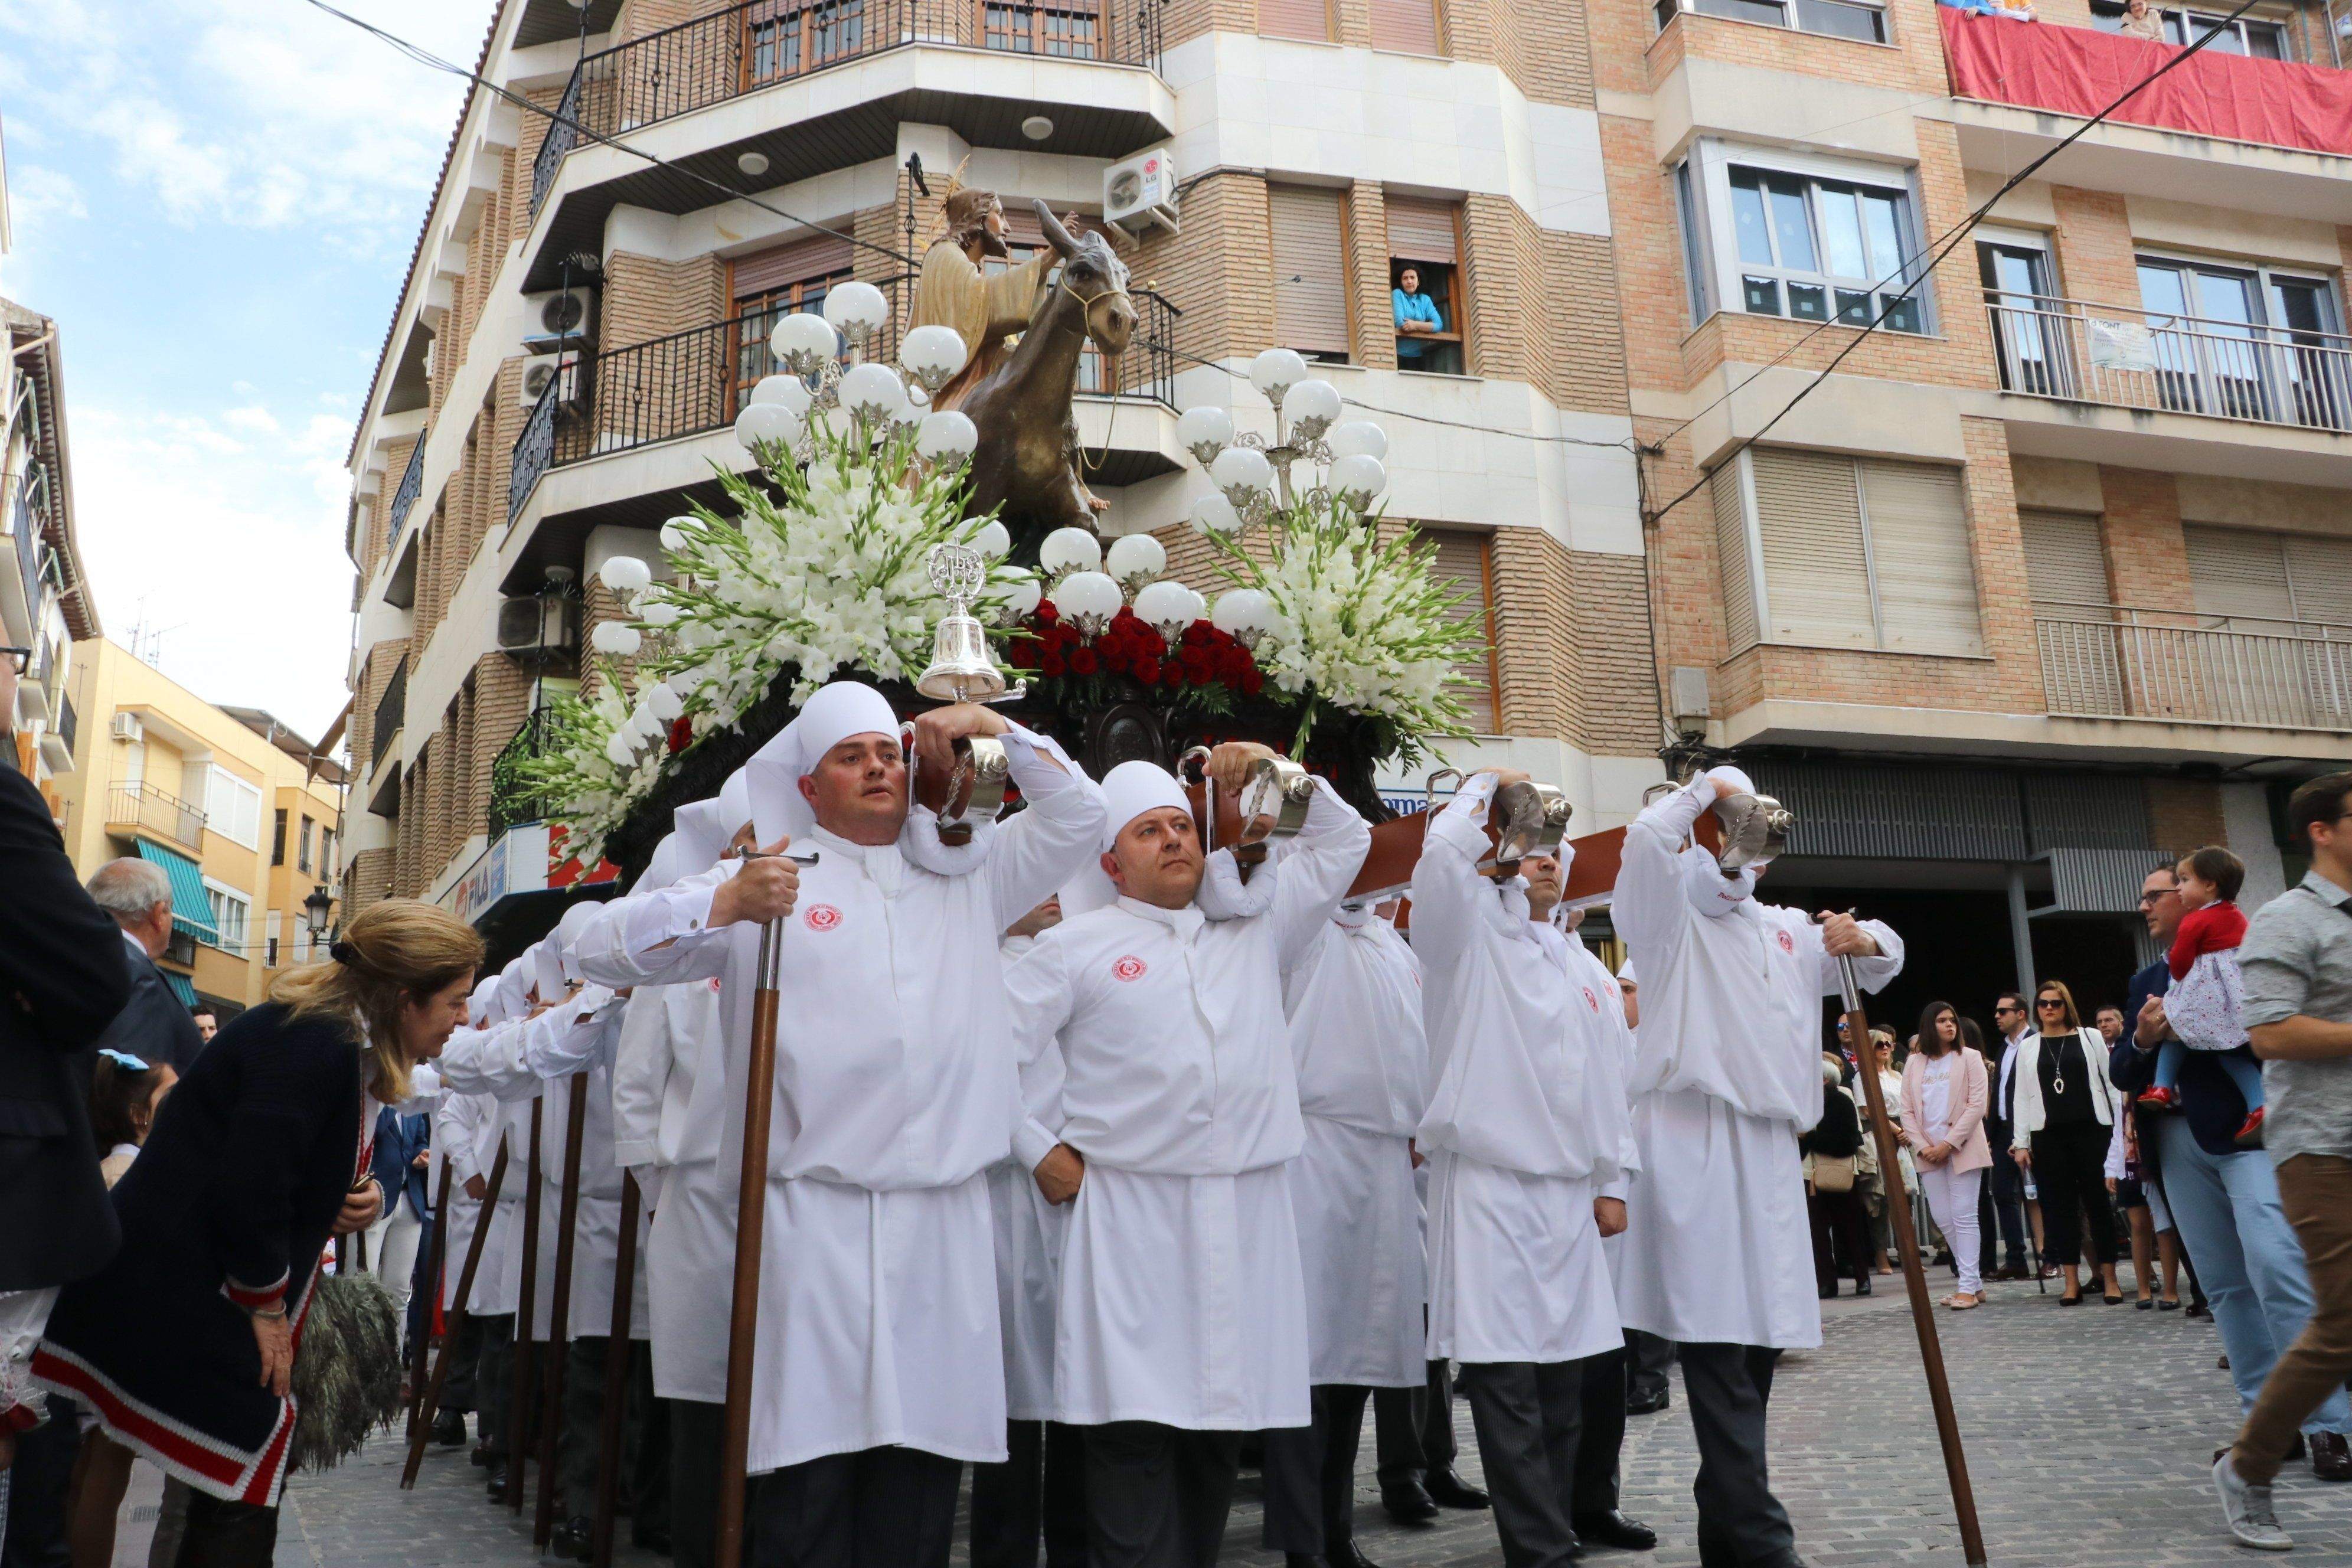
[6, 165, 88, 230]
[71, 399, 359, 736]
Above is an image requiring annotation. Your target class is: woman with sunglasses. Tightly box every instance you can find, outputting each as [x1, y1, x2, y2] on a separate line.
[2007, 980, 2125, 1305]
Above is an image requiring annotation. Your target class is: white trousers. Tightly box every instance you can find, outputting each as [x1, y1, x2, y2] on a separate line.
[1919, 1164, 1984, 1295]
[367, 1206, 426, 1317]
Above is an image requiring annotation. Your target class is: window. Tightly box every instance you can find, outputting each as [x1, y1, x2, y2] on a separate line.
[1415, 528, 1502, 732]
[298, 816, 314, 874]
[1977, 235, 2072, 397]
[1655, 0, 1887, 43]
[1674, 144, 1930, 337]
[1370, 0, 1442, 53]
[746, 0, 866, 84]
[1388, 197, 1466, 375]
[320, 827, 337, 879]
[272, 808, 288, 866]
[1712, 447, 1984, 656]
[1260, 0, 1331, 41]
[201, 767, 263, 850]
[266, 909, 283, 969]
[730, 233, 856, 409]
[1269, 185, 1353, 364]
[2135, 254, 2349, 431]
[982, 0, 1103, 55]
[2184, 527, 2352, 632]
[204, 883, 251, 955]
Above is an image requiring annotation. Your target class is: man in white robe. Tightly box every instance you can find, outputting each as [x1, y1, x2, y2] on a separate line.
[608, 797, 744, 1568]
[1003, 752, 1370, 1568]
[1524, 857, 1657, 1556]
[1613, 765, 1902, 1568]
[422, 981, 502, 1453]
[970, 895, 1090, 1568]
[1611, 957, 1676, 1418]
[574, 683, 1104, 1568]
[1409, 772, 1633, 1568]
[1259, 897, 1425, 1568]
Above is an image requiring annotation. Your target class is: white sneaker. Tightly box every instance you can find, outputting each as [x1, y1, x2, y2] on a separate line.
[2214, 1453, 2294, 1551]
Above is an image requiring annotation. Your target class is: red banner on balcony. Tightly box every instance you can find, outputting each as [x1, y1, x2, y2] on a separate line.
[1940, 7, 2352, 160]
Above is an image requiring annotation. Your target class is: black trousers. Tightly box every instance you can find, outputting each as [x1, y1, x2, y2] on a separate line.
[1080, 1423, 1239, 1568]
[1805, 1188, 1872, 1292]
[970, 1419, 1090, 1568]
[441, 1312, 483, 1414]
[670, 1399, 727, 1568]
[1979, 1139, 2029, 1275]
[1677, 1342, 1796, 1568]
[1456, 1361, 1584, 1568]
[475, 1313, 515, 1458]
[169, 1492, 279, 1568]
[1260, 1386, 1372, 1555]
[1572, 1347, 1625, 1520]
[749, 1445, 961, 1568]
[2030, 1121, 2119, 1267]
[1627, 1331, 1674, 1403]
[1370, 1355, 1458, 1485]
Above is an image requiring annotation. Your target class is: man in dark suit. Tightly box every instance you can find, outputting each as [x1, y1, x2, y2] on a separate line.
[0, 651, 135, 1547]
[83, 858, 207, 1073]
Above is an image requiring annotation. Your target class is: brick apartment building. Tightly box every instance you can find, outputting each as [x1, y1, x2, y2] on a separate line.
[342, 0, 2352, 1006]
[339, 0, 1658, 947]
[1599, 0, 2352, 1014]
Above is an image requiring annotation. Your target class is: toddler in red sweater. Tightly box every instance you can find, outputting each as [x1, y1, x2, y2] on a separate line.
[2139, 845, 2263, 1144]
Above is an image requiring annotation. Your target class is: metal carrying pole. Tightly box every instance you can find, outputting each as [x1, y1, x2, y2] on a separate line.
[507, 1099, 545, 1514]
[407, 1157, 455, 1439]
[1827, 928, 1990, 1567]
[714, 910, 787, 1568]
[534, 1072, 595, 1547]
[402, 1141, 511, 1489]
[589, 1171, 644, 1568]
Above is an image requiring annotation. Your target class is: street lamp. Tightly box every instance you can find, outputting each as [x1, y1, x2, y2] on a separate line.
[1176, 348, 1389, 533]
[303, 884, 335, 939]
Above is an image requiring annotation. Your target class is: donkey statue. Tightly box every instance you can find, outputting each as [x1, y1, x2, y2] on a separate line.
[955, 201, 1138, 558]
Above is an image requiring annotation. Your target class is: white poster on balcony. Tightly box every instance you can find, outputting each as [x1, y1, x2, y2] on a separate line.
[2088, 316, 2157, 373]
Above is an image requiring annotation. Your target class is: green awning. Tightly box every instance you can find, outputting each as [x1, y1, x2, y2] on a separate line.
[134, 840, 218, 946]
[160, 969, 197, 1008]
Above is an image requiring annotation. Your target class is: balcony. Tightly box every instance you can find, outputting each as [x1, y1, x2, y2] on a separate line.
[531, 0, 1166, 221]
[372, 655, 408, 775]
[381, 430, 429, 609]
[507, 286, 1183, 528]
[1987, 294, 2352, 433]
[2037, 607, 2352, 733]
[104, 780, 207, 854]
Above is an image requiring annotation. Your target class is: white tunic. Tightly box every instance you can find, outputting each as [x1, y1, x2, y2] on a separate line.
[989, 932, 1071, 1423]
[1280, 907, 1427, 1389]
[1611, 771, 1903, 1350]
[1410, 775, 1632, 1366]
[432, 1090, 496, 1314]
[573, 733, 1104, 1471]
[1004, 778, 1369, 1429]
[610, 978, 736, 1403]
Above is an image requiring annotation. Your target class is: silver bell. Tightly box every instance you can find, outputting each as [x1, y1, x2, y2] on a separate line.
[916, 542, 1008, 702]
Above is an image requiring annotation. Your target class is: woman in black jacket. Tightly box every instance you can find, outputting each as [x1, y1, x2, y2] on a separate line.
[32, 900, 481, 1565]
[1803, 1054, 1874, 1299]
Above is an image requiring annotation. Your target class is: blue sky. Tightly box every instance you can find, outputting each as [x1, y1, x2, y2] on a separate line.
[1, 0, 487, 739]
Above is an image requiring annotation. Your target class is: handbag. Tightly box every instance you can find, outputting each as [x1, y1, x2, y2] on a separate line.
[1811, 1154, 1858, 1194]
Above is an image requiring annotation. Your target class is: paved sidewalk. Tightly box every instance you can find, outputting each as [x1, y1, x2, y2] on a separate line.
[283, 1275, 2352, 1565]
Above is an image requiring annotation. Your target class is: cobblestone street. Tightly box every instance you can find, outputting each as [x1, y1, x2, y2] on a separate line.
[265, 1275, 2352, 1567]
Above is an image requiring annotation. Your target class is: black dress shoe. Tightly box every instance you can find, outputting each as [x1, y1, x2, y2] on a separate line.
[1854, 1275, 1872, 1297]
[1426, 1468, 1491, 1510]
[2312, 1432, 2352, 1481]
[1818, 1283, 1837, 1300]
[1574, 1510, 1660, 1551]
[486, 1472, 509, 1505]
[471, 1440, 493, 1468]
[1329, 1546, 1384, 1568]
[432, 1409, 467, 1447]
[1626, 1387, 1671, 1416]
[1380, 1479, 1439, 1523]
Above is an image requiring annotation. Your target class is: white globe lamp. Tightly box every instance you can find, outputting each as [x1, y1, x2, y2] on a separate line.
[916, 409, 979, 464]
[734, 401, 803, 452]
[1105, 533, 1166, 590]
[769, 311, 837, 371]
[837, 361, 909, 425]
[1056, 570, 1123, 635]
[821, 280, 890, 343]
[1285, 378, 1341, 442]
[1209, 445, 1273, 506]
[1038, 527, 1103, 579]
[1175, 406, 1234, 466]
[1249, 347, 1309, 404]
[900, 325, 969, 390]
[1328, 453, 1387, 510]
[1325, 420, 1389, 461]
[1190, 492, 1243, 537]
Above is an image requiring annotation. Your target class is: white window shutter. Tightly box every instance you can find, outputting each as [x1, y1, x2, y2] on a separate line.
[1711, 463, 1759, 654]
[1859, 459, 1984, 656]
[1415, 528, 1501, 732]
[2283, 535, 2352, 628]
[1749, 447, 1874, 648]
[2184, 526, 2295, 628]
[2018, 508, 2109, 618]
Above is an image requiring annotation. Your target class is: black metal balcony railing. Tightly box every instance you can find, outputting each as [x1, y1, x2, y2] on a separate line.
[489, 707, 558, 837]
[55, 694, 76, 754]
[105, 780, 207, 850]
[10, 463, 45, 619]
[508, 282, 1180, 522]
[529, 0, 1165, 220]
[385, 432, 428, 561]
[373, 656, 408, 772]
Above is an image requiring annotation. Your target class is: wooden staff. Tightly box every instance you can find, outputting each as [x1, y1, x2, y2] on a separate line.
[589, 1171, 643, 1568]
[402, 1139, 511, 1489]
[507, 1097, 545, 1514]
[1824, 927, 1989, 1567]
[407, 1157, 454, 1439]
[715, 909, 788, 1568]
[535, 1072, 595, 1548]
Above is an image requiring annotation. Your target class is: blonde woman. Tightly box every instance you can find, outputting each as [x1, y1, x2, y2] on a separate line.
[2008, 979, 2125, 1306]
[33, 900, 481, 1566]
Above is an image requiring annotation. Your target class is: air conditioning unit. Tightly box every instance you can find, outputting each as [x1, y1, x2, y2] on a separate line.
[110, 712, 143, 744]
[524, 287, 596, 350]
[518, 351, 583, 410]
[1103, 149, 1179, 244]
[498, 592, 582, 665]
